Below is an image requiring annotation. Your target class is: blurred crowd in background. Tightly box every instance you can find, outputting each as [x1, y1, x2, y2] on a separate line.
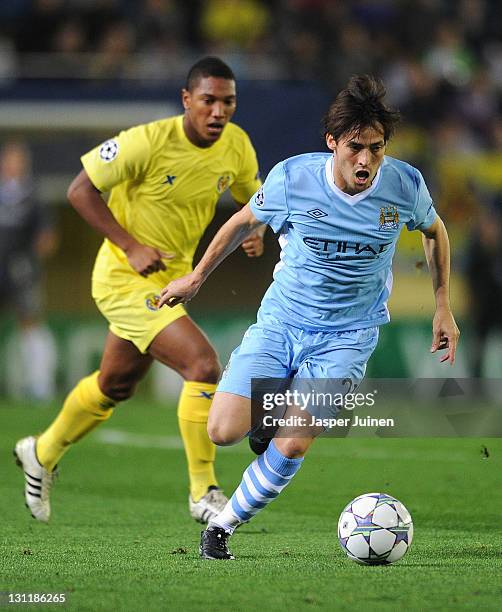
[2, 2, 502, 205]
[1, 0, 502, 128]
[2, 1, 502, 162]
[0, 0, 501, 395]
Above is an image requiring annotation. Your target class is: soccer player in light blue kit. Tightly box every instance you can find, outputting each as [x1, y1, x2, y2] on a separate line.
[158, 75, 460, 559]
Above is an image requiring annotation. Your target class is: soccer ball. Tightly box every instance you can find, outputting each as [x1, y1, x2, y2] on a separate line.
[338, 492, 413, 565]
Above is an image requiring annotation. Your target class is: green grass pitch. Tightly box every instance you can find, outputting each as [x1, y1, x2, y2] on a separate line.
[1, 398, 502, 611]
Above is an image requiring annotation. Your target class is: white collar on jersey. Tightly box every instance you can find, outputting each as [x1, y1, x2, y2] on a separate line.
[325, 155, 382, 205]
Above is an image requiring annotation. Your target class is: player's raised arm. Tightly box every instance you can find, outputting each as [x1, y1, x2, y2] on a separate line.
[158, 204, 262, 307]
[67, 169, 172, 277]
[421, 216, 460, 364]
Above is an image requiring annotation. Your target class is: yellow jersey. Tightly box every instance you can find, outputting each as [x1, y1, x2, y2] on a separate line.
[81, 115, 261, 291]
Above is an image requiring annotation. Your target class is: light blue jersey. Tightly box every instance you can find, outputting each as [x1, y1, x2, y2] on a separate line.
[249, 153, 436, 331]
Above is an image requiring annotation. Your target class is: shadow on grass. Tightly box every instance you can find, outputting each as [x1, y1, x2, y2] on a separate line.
[233, 529, 269, 536]
[403, 562, 444, 567]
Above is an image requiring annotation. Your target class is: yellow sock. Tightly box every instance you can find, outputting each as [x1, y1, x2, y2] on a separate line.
[37, 371, 116, 471]
[177, 381, 218, 501]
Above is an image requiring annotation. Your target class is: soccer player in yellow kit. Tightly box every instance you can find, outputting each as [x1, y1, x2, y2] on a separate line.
[14, 57, 263, 524]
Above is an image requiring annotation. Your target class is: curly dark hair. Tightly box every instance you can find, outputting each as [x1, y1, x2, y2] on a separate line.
[323, 75, 401, 142]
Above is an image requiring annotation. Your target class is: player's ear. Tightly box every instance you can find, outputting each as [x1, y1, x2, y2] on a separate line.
[326, 133, 336, 151]
[181, 88, 191, 110]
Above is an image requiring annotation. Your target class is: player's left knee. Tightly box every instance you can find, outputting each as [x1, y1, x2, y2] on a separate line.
[102, 381, 137, 402]
[273, 437, 310, 459]
[98, 372, 138, 402]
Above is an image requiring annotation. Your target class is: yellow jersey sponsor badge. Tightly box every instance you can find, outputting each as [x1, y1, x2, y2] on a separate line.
[217, 174, 231, 193]
[145, 293, 161, 311]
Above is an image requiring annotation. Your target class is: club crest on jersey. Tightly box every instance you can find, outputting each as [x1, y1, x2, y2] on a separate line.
[217, 174, 231, 193]
[255, 186, 264, 207]
[379, 205, 399, 230]
[99, 139, 119, 162]
[145, 293, 161, 311]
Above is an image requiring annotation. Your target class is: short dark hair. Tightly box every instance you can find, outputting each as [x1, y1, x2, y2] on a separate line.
[185, 56, 235, 91]
[323, 75, 401, 142]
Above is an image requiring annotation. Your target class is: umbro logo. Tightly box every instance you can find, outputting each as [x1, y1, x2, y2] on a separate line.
[162, 174, 176, 185]
[307, 208, 328, 219]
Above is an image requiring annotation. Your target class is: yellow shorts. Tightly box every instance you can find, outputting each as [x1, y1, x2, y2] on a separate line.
[92, 279, 187, 354]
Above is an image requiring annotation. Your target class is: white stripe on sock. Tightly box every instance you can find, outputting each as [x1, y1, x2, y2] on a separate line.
[243, 469, 263, 502]
[235, 487, 254, 514]
[254, 459, 289, 494]
[263, 452, 295, 481]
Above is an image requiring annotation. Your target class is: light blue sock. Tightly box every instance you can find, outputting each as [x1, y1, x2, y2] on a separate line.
[210, 440, 304, 533]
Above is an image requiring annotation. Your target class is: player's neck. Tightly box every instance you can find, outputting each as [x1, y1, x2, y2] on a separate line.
[182, 116, 213, 149]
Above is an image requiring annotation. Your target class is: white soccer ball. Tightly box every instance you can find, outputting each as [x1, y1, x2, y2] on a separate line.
[338, 492, 413, 565]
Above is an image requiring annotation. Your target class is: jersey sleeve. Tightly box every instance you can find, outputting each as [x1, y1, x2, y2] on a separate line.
[406, 169, 437, 231]
[229, 132, 261, 204]
[80, 124, 151, 193]
[249, 161, 289, 233]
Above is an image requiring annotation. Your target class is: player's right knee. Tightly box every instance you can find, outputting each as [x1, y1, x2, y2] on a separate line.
[183, 355, 221, 384]
[207, 421, 241, 446]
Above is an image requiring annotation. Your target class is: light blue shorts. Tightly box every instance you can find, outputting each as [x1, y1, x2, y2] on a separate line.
[218, 311, 379, 399]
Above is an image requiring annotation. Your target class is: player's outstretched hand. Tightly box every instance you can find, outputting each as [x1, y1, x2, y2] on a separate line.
[241, 231, 264, 257]
[158, 272, 203, 308]
[430, 306, 460, 365]
[124, 241, 175, 277]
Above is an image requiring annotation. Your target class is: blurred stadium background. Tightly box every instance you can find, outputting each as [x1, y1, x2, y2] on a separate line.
[1, 0, 502, 401]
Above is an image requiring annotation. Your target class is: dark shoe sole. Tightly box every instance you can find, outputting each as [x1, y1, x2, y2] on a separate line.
[199, 546, 235, 560]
